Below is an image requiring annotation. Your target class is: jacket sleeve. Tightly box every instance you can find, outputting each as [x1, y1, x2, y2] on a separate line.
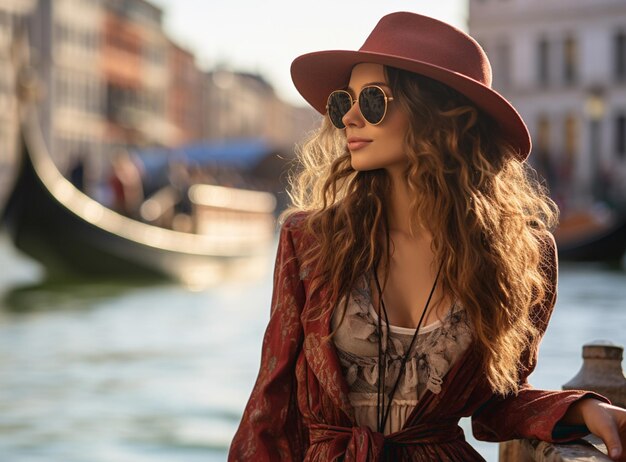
[471, 233, 610, 443]
[228, 215, 308, 461]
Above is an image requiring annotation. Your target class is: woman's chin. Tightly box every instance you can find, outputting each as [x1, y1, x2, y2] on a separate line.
[350, 159, 380, 172]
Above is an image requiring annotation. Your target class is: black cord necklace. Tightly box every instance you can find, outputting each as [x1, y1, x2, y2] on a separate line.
[373, 261, 443, 434]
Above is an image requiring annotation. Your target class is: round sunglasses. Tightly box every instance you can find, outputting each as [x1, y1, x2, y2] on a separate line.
[325, 85, 395, 129]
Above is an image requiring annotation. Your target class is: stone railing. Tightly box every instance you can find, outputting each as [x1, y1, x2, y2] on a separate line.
[499, 342, 626, 462]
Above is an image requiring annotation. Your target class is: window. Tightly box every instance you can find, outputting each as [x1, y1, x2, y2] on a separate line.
[106, 83, 119, 120]
[535, 115, 553, 185]
[616, 113, 626, 159]
[55, 72, 64, 103]
[615, 32, 626, 81]
[537, 38, 550, 85]
[564, 114, 578, 162]
[563, 36, 577, 85]
[493, 41, 511, 88]
[537, 115, 551, 152]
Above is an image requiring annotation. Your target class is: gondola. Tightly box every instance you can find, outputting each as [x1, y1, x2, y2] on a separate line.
[1, 109, 277, 287]
[555, 209, 626, 262]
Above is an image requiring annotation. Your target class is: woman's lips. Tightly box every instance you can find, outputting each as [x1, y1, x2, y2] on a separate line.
[347, 139, 372, 151]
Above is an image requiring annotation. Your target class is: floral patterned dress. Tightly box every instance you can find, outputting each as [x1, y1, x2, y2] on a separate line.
[228, 211, 609, 461]
[331, 274, 473, 435]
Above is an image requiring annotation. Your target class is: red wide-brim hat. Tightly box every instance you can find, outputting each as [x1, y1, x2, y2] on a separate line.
[291, 11, 532, 161]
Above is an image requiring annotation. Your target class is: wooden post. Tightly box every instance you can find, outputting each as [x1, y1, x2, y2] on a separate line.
[499, 440, 533, 462]
[563, 342, 626, 408]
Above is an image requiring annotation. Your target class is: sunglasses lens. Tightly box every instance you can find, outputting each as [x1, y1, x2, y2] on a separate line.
[359, 86, 387, 124]
[327, 91, 352, 128]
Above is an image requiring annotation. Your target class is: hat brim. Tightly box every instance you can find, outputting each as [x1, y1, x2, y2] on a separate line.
[291, 50, 531, 160]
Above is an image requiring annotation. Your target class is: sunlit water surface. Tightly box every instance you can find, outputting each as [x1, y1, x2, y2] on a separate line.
[0, 232, 625, 462]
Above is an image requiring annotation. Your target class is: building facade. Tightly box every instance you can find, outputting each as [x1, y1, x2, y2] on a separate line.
[103, 0, 171, 149]
[167, 40, 203, 146]
[469, 0, 626, 211]
[202, 69, 319, 148]
[7, 0, 315, 204]
[0, 0, 35, 205]
[27, 0, 173, 186]
[30, 0, 105, 177]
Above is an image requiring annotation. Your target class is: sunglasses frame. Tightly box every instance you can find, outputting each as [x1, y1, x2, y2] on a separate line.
[325, 84, 394, 129]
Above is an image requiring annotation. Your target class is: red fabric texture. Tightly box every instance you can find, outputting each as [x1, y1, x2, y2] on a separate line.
[228, 211, 609, 461]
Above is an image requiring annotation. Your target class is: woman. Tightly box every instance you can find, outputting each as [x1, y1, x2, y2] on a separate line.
[229, 12, 626, 461]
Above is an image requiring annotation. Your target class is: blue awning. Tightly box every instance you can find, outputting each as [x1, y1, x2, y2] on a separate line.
[132, 138, 275, 174]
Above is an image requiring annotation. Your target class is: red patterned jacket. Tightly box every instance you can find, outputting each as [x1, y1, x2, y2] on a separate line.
[229, 211, 608, 461]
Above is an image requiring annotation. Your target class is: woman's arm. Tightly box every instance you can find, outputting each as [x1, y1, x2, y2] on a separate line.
[228, 215, 308, 461]
[472, 381, 608, 443]
[471, 233, 610, 443]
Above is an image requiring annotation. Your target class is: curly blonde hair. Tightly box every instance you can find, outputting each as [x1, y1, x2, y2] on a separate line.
[280, 66, 559, 396]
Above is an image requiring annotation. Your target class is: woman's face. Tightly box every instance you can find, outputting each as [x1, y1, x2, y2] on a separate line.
[341, 63, 410, 174]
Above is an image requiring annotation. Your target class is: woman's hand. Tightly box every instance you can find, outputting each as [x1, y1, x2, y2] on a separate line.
[563, 398, 626, 461]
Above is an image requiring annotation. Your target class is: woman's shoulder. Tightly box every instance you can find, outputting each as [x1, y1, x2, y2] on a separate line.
[276, 210, 318, 281]
[280, 210, 312, 232]
[278, 210, 316, 255]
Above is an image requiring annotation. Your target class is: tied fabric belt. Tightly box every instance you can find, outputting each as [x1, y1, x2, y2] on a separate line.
[309, 420, 464, 461]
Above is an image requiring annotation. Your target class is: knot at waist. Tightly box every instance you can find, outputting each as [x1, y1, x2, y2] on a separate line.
[309, 420, 463, 461]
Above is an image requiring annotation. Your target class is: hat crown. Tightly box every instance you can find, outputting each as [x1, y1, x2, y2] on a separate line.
[360, 12, 492, 87]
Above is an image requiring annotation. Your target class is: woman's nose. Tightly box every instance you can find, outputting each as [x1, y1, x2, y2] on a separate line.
[342, 99, 364, 128]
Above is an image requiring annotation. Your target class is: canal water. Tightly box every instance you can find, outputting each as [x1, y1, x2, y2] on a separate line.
[0, 232, 625, 462]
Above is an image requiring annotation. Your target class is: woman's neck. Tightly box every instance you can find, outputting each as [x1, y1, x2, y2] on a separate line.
[386, 172, 430, 239]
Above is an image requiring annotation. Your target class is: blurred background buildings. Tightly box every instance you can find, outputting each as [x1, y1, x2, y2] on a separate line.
[469, 0, 626, 212]
[0, 0, 34, 204]
[1, 0, 626, 214]
[0, 0, 318, 207]
[30, 0, 105, 175]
